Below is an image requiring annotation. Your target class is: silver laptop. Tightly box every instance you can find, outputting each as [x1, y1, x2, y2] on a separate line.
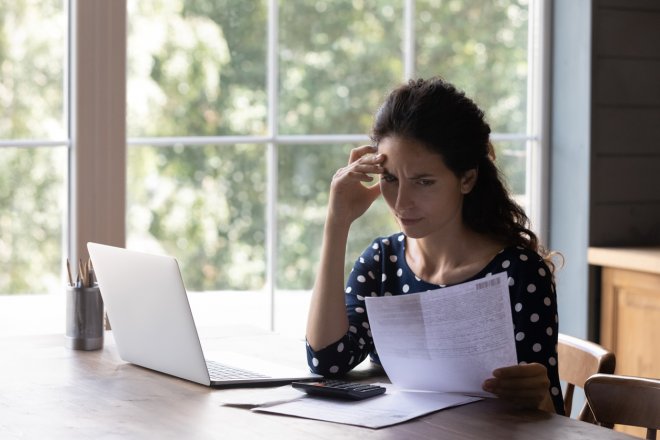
[87, 242, 321, 387]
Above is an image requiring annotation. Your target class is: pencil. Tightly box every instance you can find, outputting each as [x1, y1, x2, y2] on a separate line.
[79, 259, 86, 288]
[66, 258, 73, 286]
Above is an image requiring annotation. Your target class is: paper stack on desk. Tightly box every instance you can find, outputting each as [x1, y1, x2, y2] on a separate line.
[252, 385, 481, 428]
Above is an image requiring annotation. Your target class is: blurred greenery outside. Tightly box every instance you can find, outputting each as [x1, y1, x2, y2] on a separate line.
[1, 0, 530, 294]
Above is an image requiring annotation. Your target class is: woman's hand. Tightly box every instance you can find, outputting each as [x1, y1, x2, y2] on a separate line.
[482, 363, 555, 412]
[328, 145, 385, 226]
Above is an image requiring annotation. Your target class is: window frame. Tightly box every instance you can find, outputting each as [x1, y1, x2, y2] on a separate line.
[0, 0, 546, 328]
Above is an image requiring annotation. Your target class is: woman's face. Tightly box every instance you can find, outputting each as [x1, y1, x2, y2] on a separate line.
[378, 136, 475, 240]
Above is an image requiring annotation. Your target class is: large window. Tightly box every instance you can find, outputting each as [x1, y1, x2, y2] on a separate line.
[2, 1, 546, 337]
[126, 1, 536, 298]
[0, 0, 68, 295]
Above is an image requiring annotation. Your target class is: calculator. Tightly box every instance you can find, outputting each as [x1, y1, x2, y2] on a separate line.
[291, 380, 386, 400]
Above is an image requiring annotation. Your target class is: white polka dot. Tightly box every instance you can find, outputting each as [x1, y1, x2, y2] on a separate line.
[530, 313, 539, 323]
[371, 291, 378, 297]
[382, 239, 390, 245]
[515, 332, 525, 341]
[519, 254, 528, 261]
[533, 343, 542, 352]
[396, 268, 403, 277]
[358, 338, 365, 346]
[389, 255, 398, 263]
[367, 330, 372, 337]
[551, 387, 560, 396]
[357, 275, 366, 283]
[355, 307, 365, 314]
[384, 291, 392, 296]
[415, 276, 421, 281]
[544, 297, 551, 306]
[546, 327, 553, 336]
[329, 365, 339, 374]
[373, 254, 380, 262]
[345, 287, 352, 293]
[508, 277, 515, 287]
[549, 356, 556, 366]
[359, 257, 365, 264]
[555, 314, 558, 323]
[312, 357, 319, 367]
[402, 284, 410, 293]
[372, 243, 378, 250]
[349, 325, 357, 333]
[368, 271, 375, 279]
[502, 260, 511, 269]
[486, 272, 492, 277]
[538, 267, 546, 277]
[337, 342, 344, 352]
[356, 295, 365, 301]
[381, 274, 387, 282]
[398, 234, 404, 241]
[527, 284, 536, 293]
[362, 321, 370, 329]
[514, 303, 522, 312]
[348, 356, 354, 365]
[519, 361, 528, 365]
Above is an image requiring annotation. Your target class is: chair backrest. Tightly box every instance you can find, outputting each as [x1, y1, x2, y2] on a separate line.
[557, 333, 616, 421]
[585, 374, 660, 440]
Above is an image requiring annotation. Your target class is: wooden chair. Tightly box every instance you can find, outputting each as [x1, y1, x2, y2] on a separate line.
[585, 374, 660, 440]
[557, 333, 616, 421]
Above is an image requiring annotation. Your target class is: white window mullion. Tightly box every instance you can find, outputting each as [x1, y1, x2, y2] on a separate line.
[526, 0, 551, 244]
[266, 0, 279, 331]
[403, 0, 416, 80]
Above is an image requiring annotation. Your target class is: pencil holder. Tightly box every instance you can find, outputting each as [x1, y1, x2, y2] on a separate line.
[65, 285, 104, 350]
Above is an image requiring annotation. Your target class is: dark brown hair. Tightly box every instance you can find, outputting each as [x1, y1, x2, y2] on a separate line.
[371, 77, 551, 262]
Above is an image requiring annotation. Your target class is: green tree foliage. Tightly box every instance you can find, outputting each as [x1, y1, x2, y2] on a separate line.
[2, 0, 530, 294]
[0, 0, 65, 294]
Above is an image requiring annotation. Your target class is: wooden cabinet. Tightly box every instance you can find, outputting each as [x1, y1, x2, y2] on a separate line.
[589, 247, 660, 438]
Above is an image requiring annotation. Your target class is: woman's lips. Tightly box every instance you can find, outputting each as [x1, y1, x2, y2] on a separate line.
[399, 217, 422, 226]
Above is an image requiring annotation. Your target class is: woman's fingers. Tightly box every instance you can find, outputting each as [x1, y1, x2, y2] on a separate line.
[348, 144, 378, 163]
[492, 363, 547, 378]
[482, 363, 551, 409]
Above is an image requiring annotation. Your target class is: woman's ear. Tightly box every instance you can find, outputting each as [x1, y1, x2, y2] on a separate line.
[460, 169, 478, 194]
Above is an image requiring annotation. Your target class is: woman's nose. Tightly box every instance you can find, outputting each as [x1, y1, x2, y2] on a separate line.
[395, 184, 414, 211]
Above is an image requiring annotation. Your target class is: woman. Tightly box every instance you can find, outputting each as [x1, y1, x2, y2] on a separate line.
[305, 77, 564, 414]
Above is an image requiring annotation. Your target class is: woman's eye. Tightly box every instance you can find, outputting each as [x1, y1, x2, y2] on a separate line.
[417, 179, 435, 186]
[381, 174, 397, 183]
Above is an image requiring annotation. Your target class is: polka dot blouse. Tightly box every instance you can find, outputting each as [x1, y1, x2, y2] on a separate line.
[306, 232, 565, 415]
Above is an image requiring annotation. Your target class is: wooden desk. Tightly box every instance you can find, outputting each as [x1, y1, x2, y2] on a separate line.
[0, 331, 637, 440]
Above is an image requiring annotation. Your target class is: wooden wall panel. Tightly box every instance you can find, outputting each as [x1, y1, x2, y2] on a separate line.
[598, 0, 660, 10]
[590, 1, 660, 247]
[594, 59, 660, 106]
[591, 157, 660, 203]
[595, 10, 660, 58]
[593, 108, 660, 155]
[590, 204, 660, 246]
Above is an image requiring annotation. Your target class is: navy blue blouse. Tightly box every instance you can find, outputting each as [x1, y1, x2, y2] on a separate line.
[306, 232, 565, 415]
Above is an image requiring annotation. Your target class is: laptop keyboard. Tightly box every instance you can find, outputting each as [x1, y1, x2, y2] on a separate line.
[206, 360, 270, 381]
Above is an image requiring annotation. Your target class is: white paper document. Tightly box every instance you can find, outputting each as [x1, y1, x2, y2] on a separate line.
[365, 271, 517, 396]
[223, 272, 514, 429]
[253, 385, 481, 429]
